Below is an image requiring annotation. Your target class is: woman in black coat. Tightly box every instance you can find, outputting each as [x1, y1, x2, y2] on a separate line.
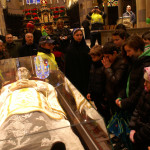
[65, 28, 91, 97]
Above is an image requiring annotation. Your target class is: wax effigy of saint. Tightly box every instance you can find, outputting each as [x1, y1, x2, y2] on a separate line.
[0, 67, 84, 150]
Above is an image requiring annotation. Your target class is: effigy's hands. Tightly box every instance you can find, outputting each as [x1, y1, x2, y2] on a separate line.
[9, 79, 37, 91]
[16, 79, 36, 88]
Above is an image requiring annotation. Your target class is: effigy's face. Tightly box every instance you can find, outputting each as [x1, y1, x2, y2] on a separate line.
[17, 67, 30, 80]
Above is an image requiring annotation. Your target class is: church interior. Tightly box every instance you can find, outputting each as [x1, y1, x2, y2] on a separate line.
[0, 0, 150, 150]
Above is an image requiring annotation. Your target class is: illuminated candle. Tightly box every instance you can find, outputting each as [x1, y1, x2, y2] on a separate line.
[50, 0, 52, 4]
[29, 0, 30, 5]
[36, 0, 37, 5]
[22, 0, 24, 5]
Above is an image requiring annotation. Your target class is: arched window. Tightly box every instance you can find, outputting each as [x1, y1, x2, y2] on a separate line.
[26, 0, 40, 4]
[103, 0, 118, 7]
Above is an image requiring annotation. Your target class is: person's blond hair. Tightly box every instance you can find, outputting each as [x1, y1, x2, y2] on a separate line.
[89, 45, 103, 56]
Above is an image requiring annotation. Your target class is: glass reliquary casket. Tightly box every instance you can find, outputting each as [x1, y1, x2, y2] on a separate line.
[0, 56, 113, 150]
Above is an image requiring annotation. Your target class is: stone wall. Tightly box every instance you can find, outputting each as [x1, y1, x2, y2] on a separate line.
[100, 27, 150, 45]
[78, 0, 98, 26]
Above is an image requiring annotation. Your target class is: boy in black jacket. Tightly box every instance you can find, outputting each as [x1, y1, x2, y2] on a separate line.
[87, 45, 106, 118]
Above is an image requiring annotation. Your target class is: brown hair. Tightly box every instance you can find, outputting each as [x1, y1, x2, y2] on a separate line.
[112, 29, 128, 40]
[122, 35, 145, 61]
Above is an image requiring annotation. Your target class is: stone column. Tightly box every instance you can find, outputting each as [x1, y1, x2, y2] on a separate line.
[146, 0, 150, 27]
[78, 0, 93, 27]
[118, 0, 123, 18]
[104, 0, 108, 25]
[136, 0, 146, 28]
[0, 1, 6, 35]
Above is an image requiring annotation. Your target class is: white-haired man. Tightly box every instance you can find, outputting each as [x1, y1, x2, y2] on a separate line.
[19, 33, 38, 57]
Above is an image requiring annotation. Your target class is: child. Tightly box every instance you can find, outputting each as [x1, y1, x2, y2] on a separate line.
[87, 45, 106, 118]
[129, 67, 150, 150]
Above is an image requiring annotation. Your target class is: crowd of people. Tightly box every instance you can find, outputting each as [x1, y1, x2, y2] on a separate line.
[0, 4, 149, 150]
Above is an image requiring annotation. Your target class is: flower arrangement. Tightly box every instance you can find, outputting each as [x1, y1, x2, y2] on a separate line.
[23, 9, 30, 13]
[32, 13, 38, 16]
[53, 11, 59, 16]
[33, 17, 40, 23]
[31, 8, 38, 13]
[54, 7, 59, 10]
[50, 7, 55, 10]
[53, 15, 59, 21]
[60, 6, 65, 10]
[59, 10, 65, 16]
[25, 12, 32, 19]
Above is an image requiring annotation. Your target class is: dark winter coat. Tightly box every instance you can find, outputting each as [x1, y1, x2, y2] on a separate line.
[129, 91, 150, 150]
[88, 60, 105, 104]
[54, 28, 71, 53]
[65, 38, 91, 97]
[121, 50, 150, 114]
[123, 11, 136, 24]
[5, 42, 21, 58]
[104, 55, 128, 114]
[19, 43, 38, 57]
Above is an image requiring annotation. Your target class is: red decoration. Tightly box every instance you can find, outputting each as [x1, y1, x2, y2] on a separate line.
[54, 7, 59, 10]
[31, 8, 38, 13]
[60, 6, 65, 9]
[59, 10, 64, 13]
[33, 17, 39, 20]
[50, 7, 55, 10]
[53, 15, 59, 19]
[25, 12, 32, 16]
[53, 11, 59, 14]
[32, 13, 38, 16]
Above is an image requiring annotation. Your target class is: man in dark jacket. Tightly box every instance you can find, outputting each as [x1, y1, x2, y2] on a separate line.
[123, 5, 136, 25]
[82, 18, 90, 39]
[19, 33, 38, 57]
[5, 34, 21, 58]
[102, 42, 128, 118]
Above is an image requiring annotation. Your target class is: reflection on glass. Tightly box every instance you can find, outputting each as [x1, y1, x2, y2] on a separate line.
[0, 56, 112, 150]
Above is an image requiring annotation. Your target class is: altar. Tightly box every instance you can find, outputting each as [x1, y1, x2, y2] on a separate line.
[23, 0, 69, 32]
